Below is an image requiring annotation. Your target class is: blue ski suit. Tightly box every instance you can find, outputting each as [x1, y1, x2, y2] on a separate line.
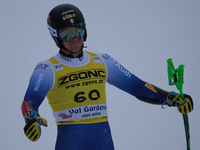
[22, 50, 167, 150]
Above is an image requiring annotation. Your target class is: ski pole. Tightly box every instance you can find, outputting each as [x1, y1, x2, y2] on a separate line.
[167, 58, 190, 150]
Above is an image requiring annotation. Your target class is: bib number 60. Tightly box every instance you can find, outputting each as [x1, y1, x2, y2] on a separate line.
[74, 89, 100, 103]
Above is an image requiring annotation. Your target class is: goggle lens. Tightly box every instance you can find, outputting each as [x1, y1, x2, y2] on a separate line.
[58, 27, 85, 42]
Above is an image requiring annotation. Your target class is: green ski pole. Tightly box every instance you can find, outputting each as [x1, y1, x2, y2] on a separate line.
[167, 58, 190, 150]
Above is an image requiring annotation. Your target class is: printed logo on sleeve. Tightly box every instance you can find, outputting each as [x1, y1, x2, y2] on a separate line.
[145, 83, 157, 93]
[102, 54, 110, 59]
[34, 73, 44, 91]
[115, 63, 132, 78]
[35, 63, 49, 70]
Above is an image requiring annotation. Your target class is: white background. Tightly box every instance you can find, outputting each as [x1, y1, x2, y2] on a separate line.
[1, 0, 199, 149]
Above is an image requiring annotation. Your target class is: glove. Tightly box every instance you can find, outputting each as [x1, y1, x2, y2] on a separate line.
[166, 92, 193, 114]
[24, 110, 47, 142]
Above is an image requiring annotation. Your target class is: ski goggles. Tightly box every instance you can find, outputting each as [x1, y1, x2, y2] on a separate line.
[58, 24, 85, 42]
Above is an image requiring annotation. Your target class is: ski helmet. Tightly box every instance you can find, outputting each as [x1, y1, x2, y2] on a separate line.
[47, 4, 87, 49]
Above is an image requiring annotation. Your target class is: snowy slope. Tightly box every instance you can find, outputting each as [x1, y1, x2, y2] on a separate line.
[1, 0, 200, 149]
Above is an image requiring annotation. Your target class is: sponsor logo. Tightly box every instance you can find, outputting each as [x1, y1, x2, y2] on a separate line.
[63, 13, 77, 20]
[92, 56, 102, 63]
[47, 23, 57, 37]
[35, 63, 49, 70]
[115, 63, 132, 78]
[102, 54, 110, 59]
[62, 10, 74, 15]
[83, 105, 106, 112]
[58, 113, 72, 119]
[56, 104, 107, 121]
[145, 83, 157, 93]
[64, 79, 104, 89]
[70, 18, 74, 24]
[34, 73, 44, 91]
[60, 54, 72, 62]
[54, 63, 63, 71]
[58, 69, 106, 86]
[47, 15, 51, 23]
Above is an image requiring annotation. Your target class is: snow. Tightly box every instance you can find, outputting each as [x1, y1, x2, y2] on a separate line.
[1, 0, 200, 149]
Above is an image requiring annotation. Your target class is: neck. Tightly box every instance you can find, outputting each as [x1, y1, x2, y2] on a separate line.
[60, 44, 84, 57]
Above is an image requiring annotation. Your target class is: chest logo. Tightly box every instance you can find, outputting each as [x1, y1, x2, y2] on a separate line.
[58, 69, 106, 87]
[92, 57, 102, 63]
[54, 63, 63, 71]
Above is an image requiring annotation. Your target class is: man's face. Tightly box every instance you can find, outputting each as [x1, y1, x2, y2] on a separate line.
[63, 37, 84, 54]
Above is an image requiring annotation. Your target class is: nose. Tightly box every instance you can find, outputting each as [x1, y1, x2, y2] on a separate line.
[71, 36, 79, 41]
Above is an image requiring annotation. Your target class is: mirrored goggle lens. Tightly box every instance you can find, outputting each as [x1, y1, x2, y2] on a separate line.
[58, 27, 85, 41]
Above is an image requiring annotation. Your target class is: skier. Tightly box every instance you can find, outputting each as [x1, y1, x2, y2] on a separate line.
[21, 4, 193, 150]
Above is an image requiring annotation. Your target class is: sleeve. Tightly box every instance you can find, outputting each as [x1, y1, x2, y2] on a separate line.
[96, 53, 168, 105]
[23, 60, 54, 111]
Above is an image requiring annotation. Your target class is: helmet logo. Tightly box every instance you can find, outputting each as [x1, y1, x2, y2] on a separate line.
[63, 13, 76, 20]
[47, 15, 51, 23]
[70, 18, 74, 24]
[47, 23, 58, 37]
[62, 10, 74, 15]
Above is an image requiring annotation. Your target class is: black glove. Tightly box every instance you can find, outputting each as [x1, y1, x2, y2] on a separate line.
[24, 110, 47, 142]
[166, 92, 193, 114]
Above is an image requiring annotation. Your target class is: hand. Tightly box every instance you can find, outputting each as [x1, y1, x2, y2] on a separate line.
[23, 110, 47, 142]
[166, 92, 193, 114]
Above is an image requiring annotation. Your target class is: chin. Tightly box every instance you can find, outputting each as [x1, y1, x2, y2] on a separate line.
[68, 47, 81, 53]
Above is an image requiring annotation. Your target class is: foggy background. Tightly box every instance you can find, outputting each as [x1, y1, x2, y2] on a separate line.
[1, 0, 199, 149]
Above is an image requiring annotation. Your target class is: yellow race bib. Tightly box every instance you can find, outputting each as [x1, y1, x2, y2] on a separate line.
[47, 51, 108, 125]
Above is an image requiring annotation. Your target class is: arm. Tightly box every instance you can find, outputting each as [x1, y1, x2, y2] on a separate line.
[98, 53, 193, 113]
[21, 60, 54, 141]
[97, 53, 169, 104]
[22, 60, 54, 111]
